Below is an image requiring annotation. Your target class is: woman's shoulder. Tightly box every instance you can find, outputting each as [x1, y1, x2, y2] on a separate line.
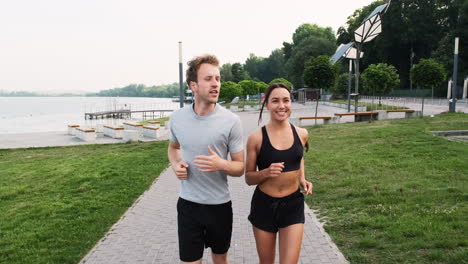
[247, 128, 263, 143]
[293, 125, 308, 141]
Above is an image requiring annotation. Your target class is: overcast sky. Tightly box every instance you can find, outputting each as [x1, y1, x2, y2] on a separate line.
[0, 0, 375, 93]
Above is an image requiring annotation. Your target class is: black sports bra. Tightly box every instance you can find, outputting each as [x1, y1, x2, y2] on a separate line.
[256, 124, 304, 172]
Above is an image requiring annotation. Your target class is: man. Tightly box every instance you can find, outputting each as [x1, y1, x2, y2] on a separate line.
[168, 54, 244, 264]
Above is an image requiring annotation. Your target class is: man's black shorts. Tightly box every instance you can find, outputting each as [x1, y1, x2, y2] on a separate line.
[248, 186, 305, 233]
[177, 198, 233, 262]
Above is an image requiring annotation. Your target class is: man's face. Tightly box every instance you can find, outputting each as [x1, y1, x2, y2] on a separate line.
[190, 63, 220, 104]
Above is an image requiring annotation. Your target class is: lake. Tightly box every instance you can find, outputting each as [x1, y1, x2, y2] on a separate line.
[0, 97, 179, 134]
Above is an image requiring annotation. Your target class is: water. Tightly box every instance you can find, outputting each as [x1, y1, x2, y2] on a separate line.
[0, 97, 179, 134]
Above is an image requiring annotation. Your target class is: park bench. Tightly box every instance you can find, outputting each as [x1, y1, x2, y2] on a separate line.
[143, 126, 160, 139]
[147, 121, 161, 128]
[334, 112, 379, 122]
[122, 130, 140, 142]
[68, 125, 80, 135]
[103, 125, 124, 139]
[386, 109, 421, 118]
[123, 121, 143, 131]
[298, 116, 336, 125]
[76, 127, 96, 142]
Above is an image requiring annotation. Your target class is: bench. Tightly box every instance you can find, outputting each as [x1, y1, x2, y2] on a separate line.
[123, 121, 143, 134]
[103, 125, 124, 139]
[147, 121, 161, 128]
[122, 130, 140, 142]
[143, 126, 160, 139]
[68, 125, 80, 135]
[386, 109, 421, 118]
[76, 127, 96, 141]
[334, 112, 379, 122]
[298, 116, 336, 125]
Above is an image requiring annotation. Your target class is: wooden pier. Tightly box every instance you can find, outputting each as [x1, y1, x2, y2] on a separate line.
[85, 109, 174, 120]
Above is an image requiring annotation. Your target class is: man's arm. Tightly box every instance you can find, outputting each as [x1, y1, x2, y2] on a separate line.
[168, 141, 189, 180]
[194, 146, 244, 177]
[226, 150, 245, 177]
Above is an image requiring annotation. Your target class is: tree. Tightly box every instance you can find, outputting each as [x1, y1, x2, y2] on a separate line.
[264, 49, 287, 82]
[292, 24, 335, 46]
[231, 63, 250, 82]
[303, 55, 337, 90]
[336, 0, 461, 90]
[332, 73, 355, 98]
[220, 63, 234, 82]
[220, 81, 243, 101]
[284, 34, 336, 88]
[432, 0, 468, 86]
[362, 63, 400, 104]
[269, 78, 293, 89]
[244, 54, 265, 81]
[238, 80, 258, 96]
[255, 81, 268, 94]
[410, 59, 446, 98]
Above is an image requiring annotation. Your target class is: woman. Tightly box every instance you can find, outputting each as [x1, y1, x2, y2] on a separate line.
[245, 83, 313, 264]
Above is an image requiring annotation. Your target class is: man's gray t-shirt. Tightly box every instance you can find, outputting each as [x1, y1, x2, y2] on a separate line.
[170, 104, 243, 205]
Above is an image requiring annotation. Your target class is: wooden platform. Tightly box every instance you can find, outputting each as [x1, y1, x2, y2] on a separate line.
[85, 109, 173, 120]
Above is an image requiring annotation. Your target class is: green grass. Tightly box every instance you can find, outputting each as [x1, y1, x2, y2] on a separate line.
[330, 99, 408, 111]
[0, 141, 169, 264]
[304, 113, 468, 264]
[139, 116, 169, 126]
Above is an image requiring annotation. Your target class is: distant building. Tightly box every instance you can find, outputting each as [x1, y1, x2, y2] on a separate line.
[296, 88, 320, 104]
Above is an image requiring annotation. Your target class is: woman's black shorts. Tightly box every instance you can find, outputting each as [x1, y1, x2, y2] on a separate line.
[248, 186, 305, 233]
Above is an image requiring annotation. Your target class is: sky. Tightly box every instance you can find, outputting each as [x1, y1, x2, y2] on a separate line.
[0, 0, 375, 93]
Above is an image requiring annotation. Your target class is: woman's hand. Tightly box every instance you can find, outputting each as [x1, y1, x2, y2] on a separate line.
[263, 162, 284, 178]
[300, 179, 313, 195]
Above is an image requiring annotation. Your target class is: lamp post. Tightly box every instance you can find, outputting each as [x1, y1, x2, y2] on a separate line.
[178, 41, 184, 108]
[347, 60, 353, 112]
[331, 1, 391, 112]
[449, 37, 459, 112]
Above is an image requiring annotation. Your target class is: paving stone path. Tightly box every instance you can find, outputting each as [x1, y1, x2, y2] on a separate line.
[79, 110, 349, 264]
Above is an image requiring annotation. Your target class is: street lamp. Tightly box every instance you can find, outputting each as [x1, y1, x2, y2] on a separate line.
[449, 37, 459, 112]
[178, 41, 184, 108]
[331, 1, 391, 112]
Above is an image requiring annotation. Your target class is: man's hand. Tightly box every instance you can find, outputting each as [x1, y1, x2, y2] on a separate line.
[172, 161, 189, 180]
[300, 179, 313, 195]
[264, 162, 284, 178]
[194, 146, 227, 172]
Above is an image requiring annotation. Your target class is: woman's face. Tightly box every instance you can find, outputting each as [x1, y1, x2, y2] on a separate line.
[266, 87, 291, 122]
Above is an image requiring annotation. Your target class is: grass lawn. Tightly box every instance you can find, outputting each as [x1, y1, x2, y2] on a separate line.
[0, 141, 169, 264]
[330, 99, 408, 111]
[304, 113, 468, 264]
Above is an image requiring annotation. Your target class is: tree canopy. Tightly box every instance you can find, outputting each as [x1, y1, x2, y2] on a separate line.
[362, 63, 400, 95]
[269, 78, 293, 89]
[220, 81, 243, 101]
[336, 0, 468, 89]
[410, 58, 446, 90]
[303, 55, 337, 89]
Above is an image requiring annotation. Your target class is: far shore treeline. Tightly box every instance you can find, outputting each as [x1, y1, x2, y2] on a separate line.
[86, 83, 182, 98]
[0, 83, 182, 98]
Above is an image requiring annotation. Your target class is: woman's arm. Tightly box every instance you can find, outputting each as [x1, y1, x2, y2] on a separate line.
[297, 127, 313, 194]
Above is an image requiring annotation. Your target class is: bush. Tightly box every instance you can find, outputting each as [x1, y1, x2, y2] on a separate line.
[220, 81, 243, 101]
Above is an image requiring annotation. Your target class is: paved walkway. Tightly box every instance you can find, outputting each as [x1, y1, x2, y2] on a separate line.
[78, 110, 349, 264]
